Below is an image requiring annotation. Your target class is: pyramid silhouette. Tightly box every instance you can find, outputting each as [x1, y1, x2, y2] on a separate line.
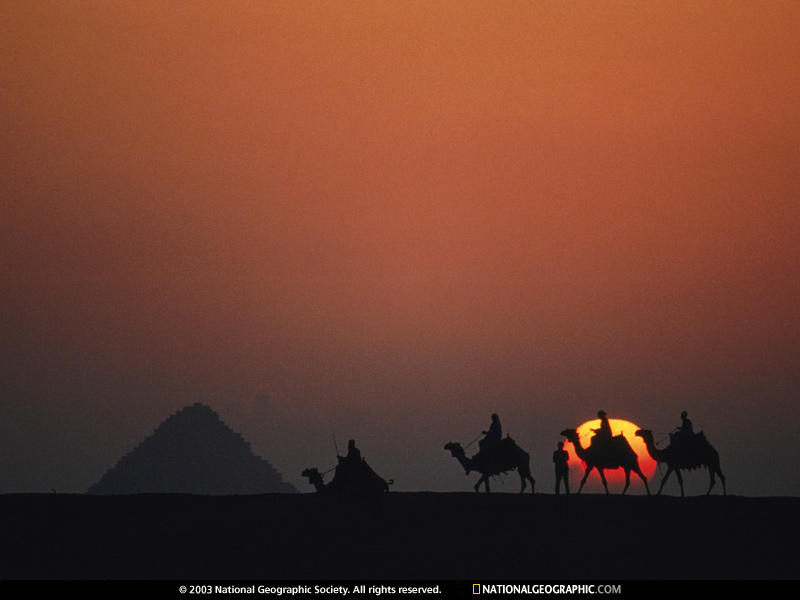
[87, 403, 297, 494]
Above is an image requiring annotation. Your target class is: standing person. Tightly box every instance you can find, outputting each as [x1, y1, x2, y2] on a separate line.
[553, 441, 570, 495]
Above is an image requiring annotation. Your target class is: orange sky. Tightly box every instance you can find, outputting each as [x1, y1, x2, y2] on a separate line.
[1, 2, 799, 495]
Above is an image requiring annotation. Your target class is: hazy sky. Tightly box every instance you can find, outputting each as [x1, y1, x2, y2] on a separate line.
[2, 1, 799, 496]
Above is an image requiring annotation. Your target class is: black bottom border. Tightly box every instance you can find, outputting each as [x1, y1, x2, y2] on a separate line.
[0, 580, 782, 598]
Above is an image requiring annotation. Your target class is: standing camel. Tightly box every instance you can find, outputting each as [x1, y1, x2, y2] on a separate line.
[444, 438, 535, 493]
[560, 429, 650, 495]
[635, 429, 726, 496]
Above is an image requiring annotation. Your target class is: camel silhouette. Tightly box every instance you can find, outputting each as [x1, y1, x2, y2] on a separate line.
[560, 429, 650, 495]
[444, 438, 535, 493]
[635, 429, 726, 496]
[301, 461, 393, 496]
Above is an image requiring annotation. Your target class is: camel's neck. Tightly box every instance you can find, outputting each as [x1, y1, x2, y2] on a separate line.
[640, 435, 665, 461]
[305, 477, 326, 492]
[568, 436, 589, 460]
[452, 451, 472, 472]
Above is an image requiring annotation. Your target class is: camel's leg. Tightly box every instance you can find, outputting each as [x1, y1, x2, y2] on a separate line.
[674, 469, 685, 497]
[657, 467, 674, 495]
[518, 467, 536, 494]
[706, 467, 724, 496]
[718, 469, 727, 496]
[598, 469, 610, 494]
[475, 475, 490, 493]
[578, 467, 593, 494]
[633, 467, 650, 495]
[519, 470, 535, 494]
[621, 470, 631, 495]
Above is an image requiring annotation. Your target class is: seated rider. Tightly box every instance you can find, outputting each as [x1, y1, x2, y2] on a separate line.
[479, 413, 502, 453]
[339, 439, 362, 466]
[592, 410, 613, 446]
[671, 411, 694, 447]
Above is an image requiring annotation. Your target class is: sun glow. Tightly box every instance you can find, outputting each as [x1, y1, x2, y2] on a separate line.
[565, 419, 657, 489]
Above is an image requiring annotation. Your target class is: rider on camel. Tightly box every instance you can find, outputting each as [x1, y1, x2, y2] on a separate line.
[592, 410, 613, 448]
[341, 439, 362, 465]
[671, 411, 695, 452]
[479, 413, 502, 453]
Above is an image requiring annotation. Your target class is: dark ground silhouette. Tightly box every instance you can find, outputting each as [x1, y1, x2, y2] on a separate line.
[0, 493, 795, 580]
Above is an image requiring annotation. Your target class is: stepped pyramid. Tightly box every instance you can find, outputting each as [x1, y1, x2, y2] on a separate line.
[87, 403, 297, 494]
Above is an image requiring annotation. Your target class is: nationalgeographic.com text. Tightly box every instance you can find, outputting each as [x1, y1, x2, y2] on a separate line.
[475, 584, 622, 595]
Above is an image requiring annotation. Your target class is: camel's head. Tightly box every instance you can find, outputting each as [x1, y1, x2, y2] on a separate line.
[443, 442, 464, 457]
[559, 428, 578, 441]
[301, 468, 323, 486]
[635, 429, 652, 439]
[444, 442, 471, 474]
